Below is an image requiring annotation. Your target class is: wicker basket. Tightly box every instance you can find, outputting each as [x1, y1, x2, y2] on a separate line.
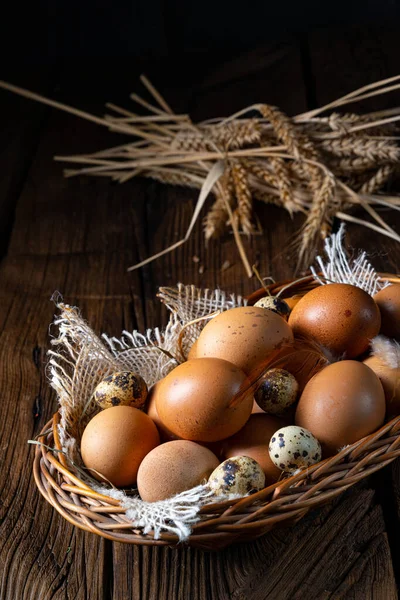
[33, 274, 400, 550]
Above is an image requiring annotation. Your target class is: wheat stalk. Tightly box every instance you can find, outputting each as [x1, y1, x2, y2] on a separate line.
[296, 173, 337, 270]
[204, 169, 235, 240]
[319, 136, 400, 161]
[241, 158, 277, 187]
[143, 168, 205, 189]
[328, 156, 379, 173]
[0, 75, 399, 274]
[359, 165, 394, 195]
[231, 162, 255, 235]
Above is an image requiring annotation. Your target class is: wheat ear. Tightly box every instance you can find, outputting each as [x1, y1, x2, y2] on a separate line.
[231, 162, 255, 235]
[296, 173, 336, 270]
[204, 169, 234, 240]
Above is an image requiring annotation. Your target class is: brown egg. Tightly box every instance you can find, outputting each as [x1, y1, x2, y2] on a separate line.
[284, 295, 302, 311]
[188, 339, 199, 360]
[146, 385, 181, 442]
[154, 358, 253, 442]
[81, 406, 160, 487]
[295, 361, 385, 455]
[363, 355, 400, 419]
[374, 284, 400, 340]
[289, 283, 381, 358]
[137, 440, 219, 502]
[195, 306, 294, 377]
[219, 414, 285, 485]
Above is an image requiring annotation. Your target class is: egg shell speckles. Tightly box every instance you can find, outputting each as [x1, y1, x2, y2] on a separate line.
[187, 339, 199, 360]
[208, 456, 265, 496]
[137, 440, 220, 502]
[268, 426, 321, 472]
[295, 360, 386, 456]
[94, 371, 147, 410]
[374, 284, 400, 340]
[288, 283, 381, 359]
[146, 385, 181, 442]
[220, 413, 284, 485]
[254, 296, 290, 318]
[80, 406, 160, 487]
[195, 306, 294, 376]
[154, 358, 254, 442]
[254, 368, 299, 415]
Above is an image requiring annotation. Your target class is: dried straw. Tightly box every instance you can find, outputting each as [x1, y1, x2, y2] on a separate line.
[231, 162, 255, 235]
[0, 75, 399, 273]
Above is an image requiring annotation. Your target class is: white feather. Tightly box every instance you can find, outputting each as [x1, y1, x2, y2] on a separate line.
[370, 335, 400, 369]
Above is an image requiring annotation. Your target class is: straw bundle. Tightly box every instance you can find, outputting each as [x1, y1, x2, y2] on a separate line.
[1, 75, 400, 274]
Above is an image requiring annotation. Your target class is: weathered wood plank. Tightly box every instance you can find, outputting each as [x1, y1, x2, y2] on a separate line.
[0, 95, 140, 598]
[308, 26, 400, 592]
[0, 32, 399, 599]
[0, 69, 52, 258]
[0, 256, 114, 600]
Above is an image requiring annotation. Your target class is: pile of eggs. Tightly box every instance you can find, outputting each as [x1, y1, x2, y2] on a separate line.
[80, 282, 400, 502]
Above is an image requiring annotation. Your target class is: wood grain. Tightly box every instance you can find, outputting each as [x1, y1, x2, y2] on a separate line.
[0, 31, 399, 599]
[0, 69, 53, 259]
[309, 27, 400, 591]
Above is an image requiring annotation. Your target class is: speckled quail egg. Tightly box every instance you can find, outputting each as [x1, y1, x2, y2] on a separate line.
[254, 296, 290, 318]
[268, 426, 321, 472]
[94, 371, 148, 410]
[208, 456, 265, 496]
[255, 368, 299, 414]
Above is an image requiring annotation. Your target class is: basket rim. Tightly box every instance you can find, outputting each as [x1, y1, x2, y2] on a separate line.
[32, 272, 400, 549]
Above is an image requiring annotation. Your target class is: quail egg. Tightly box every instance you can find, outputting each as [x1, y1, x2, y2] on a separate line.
[269, 425, 321, 472]
[255, 368, 299, 414]
[208, 456, 265, 496]
[254, 296, 290, 318]
[94, 371, 148, 410]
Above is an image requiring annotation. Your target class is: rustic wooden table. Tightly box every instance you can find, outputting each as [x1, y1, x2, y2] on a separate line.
[1, 26, 400, 600]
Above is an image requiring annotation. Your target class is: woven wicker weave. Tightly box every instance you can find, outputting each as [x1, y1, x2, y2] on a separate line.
[33, 274, 400, 550]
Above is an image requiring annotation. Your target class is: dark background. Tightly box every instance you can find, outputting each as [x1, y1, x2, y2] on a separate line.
[2, 4, 400, 599]
[2, 0, 400, 62]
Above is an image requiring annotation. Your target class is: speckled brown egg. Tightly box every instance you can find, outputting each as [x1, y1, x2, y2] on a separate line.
[195, 306, 294, 376]
[295, 360, 385, 455]
[254, 368, 299, 414]
[208, 456, 265, 496]
[94, 371, 147, 410]
[220, 413, 284, 485]
[363, 355, 400, 419]
[374, 284, 400, 340]
[137, 440, 219, 502]
[254, 296, 290, 318]
[146, 385, 181, 442]
[187, 339, 199, 360]
[289, 283, 381, 358]
[154, 358, 253, 442]
[268, 425, 322, 472]
[80, 406, 160, 487]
